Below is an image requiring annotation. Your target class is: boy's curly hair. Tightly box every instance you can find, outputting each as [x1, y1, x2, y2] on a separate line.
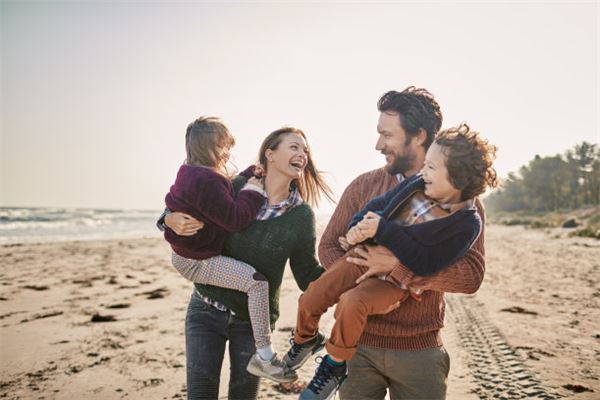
[435, 123, 498, 200]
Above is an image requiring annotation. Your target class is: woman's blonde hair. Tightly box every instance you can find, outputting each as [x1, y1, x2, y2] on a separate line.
[258, 127, 334, 208]
[185, 116, 235, 175]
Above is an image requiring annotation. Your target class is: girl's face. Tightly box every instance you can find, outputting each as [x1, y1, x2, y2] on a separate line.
[214, 141, 231, 166]
[421, 142, 462, 204]
[265, 133, 308, 180]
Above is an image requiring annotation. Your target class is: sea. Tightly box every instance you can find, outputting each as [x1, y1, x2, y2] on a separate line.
[0, 207, 163, 245]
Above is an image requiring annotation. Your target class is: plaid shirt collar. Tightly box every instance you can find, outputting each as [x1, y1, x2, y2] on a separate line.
[256, 186, 303, 221]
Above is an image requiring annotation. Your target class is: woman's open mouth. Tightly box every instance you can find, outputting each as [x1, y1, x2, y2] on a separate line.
[290, 160, 305, 172]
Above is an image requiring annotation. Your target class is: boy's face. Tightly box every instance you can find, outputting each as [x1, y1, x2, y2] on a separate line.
[421, 142, 462, 204]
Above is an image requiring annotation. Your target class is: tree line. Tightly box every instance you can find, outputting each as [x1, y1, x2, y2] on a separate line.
[485, 142, 600, 213]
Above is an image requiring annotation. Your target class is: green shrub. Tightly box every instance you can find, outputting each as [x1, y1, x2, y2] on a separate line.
[570, 228, 600, 239]
[502, 219, 531, 226]
[562, 218, 579, 228]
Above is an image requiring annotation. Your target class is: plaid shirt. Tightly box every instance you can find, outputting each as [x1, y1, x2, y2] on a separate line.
[256, 186, 303, 220]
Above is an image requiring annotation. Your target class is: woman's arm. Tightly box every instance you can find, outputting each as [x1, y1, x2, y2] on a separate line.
[318, 178, 365, 268]
[289, 206, 325, 290]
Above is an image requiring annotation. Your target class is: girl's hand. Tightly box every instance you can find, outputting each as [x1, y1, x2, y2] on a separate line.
[356, 211, 381, 239]
[165, 212, 204, 236]
[247, 176, 264, 190]
[254, 163, 265, 177]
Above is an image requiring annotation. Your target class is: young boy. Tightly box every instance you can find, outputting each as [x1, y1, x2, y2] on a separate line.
[284, 123, 498, 400]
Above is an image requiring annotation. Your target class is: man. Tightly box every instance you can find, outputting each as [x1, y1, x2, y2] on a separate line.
[318, 87, 486, 399]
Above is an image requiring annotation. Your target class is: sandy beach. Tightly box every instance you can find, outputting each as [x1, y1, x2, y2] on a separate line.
[1, 223, 598, 399]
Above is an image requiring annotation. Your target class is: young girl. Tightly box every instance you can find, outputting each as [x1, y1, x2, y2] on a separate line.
[164, 116, 296, 383]
[284, 123, 498, 400]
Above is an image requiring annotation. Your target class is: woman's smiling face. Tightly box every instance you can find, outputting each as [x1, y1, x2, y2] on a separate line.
[265, 133, 308, 179]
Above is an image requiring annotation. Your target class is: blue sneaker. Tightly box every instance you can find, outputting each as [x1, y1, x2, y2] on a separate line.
[299, 356, 347, 400]
[283, 331, 327, 370]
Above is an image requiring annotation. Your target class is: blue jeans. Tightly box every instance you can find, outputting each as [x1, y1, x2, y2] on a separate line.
[185, 291, 260, 400]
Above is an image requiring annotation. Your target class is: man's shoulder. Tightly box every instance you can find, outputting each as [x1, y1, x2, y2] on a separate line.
[345, 167, 393, 190]
[352, 167, 391, 182]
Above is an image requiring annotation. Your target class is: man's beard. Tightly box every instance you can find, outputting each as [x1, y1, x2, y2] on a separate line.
[385, 150, 415, 176]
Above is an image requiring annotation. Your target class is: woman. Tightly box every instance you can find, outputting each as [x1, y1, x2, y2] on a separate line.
[163, 127, 334, 400]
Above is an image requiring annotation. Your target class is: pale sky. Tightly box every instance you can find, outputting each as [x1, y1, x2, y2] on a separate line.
[1, 1, 599, 214]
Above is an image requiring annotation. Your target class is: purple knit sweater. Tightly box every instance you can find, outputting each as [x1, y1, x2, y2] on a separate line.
[164, 165, 264, 260]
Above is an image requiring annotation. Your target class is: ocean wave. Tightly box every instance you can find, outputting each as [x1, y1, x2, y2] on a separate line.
[0, 207, 163, 244]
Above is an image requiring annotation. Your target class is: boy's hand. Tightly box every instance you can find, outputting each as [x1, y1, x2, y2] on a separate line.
[346, 225, 368, 246]
[338, 236, 351, 251]
[356, 211, 381, 239]
[165, 212, 204, 236]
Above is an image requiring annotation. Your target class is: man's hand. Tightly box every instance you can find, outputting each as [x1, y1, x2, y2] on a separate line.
[347, 245, 399, 284]
[165, 212, 204, 236]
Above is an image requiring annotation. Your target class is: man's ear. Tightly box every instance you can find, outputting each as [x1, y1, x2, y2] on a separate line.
[413, 129, 427, 147]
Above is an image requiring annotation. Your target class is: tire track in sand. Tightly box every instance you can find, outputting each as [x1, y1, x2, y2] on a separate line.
[446, 295, 562, 399]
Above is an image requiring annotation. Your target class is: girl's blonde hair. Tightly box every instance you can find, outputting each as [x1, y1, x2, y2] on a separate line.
[185, 116, 235, 175]
[258, 127, 334, 208]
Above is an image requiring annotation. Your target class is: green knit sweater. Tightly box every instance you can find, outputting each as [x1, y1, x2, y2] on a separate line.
[194, 176, 324, 327]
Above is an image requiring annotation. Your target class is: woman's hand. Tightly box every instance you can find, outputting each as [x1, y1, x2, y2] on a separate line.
[165, 212, 205, 236]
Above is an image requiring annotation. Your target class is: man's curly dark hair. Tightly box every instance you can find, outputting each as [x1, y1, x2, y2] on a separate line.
[435, 123, 499, 200]
[377, 86, 443, 150]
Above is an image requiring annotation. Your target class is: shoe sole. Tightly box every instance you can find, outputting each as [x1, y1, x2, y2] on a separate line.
[246, 365, 298, 384]
[288, 335, 327, 371]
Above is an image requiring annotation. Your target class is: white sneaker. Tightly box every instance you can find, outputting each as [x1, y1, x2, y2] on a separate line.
[246, 352, 298, 383]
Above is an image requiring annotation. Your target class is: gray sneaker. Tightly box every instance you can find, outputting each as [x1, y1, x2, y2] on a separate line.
[246, 352, 298, 383]
[283, 331, 327, 370]
[299, 356, 347, 400]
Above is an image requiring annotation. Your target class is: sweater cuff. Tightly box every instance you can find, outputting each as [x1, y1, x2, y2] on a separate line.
[388, 263, 414, 288]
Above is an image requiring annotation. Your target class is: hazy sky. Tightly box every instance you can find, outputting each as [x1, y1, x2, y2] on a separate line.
[1, 1, 599, 213]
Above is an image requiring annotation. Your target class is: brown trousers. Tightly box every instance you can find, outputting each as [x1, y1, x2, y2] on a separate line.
[294, 251, 409, 360]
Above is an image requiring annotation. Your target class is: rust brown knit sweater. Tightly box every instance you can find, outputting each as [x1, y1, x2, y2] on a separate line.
[318, 167, 486, 351]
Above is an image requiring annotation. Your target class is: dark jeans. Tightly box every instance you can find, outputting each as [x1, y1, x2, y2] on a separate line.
[185, 291, 260, 400]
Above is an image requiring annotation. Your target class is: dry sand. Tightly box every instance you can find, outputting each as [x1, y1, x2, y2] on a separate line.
[1, 224, 598, 399]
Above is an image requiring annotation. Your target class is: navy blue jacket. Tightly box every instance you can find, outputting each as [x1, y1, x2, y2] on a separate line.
[349, 174, 481, 277]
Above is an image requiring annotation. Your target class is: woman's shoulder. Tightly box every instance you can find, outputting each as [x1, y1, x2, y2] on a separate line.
[289, 203, 314, 218]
